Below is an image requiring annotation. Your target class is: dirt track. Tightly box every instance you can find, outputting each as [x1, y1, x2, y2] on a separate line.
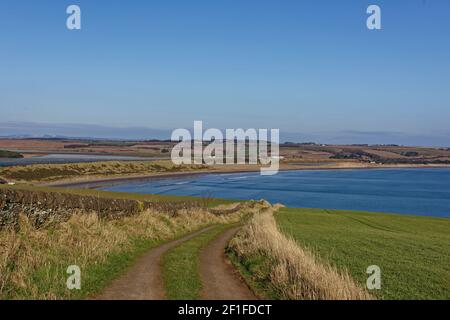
[94, 225, 256, 300]
[94, 226, 214, 300]
[199, 227, 257, 300]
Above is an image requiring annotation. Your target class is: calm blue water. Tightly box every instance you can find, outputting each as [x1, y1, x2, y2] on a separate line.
[102, 168, 450, 218]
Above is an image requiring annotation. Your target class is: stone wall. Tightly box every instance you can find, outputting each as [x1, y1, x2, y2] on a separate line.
[0, 188, 203, 229]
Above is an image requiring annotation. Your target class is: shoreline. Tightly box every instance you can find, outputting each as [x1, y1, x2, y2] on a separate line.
[39, 163, 450, 188]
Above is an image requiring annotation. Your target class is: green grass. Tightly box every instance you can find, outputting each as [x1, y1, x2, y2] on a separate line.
[275, 208, 450, 300]
[227, 250, 278, 299]
[162, 224, 234, 300]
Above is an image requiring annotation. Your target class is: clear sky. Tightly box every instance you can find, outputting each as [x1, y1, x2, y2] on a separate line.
[0, 0, 449, 145]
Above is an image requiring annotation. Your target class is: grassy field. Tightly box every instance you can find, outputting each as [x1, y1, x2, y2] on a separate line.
[162, 224, 234, 299]
[0, 160, 207, 182]
[275, 208, 450, 300]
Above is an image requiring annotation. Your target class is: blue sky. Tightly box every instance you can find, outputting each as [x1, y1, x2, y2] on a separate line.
[0, 0, 449, 145]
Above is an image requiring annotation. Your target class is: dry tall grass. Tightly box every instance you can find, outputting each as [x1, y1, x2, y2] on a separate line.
[229, 204, 372, 300]
[0, 204, 244, 300]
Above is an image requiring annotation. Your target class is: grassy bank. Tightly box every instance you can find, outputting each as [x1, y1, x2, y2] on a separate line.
[275, 208, 450, 299]
[228, 205, 371, 300]
[0, 204, 243, 299]
[0, 160, 207, 182]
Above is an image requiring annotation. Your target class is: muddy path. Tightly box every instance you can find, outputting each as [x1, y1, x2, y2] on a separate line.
[199, 227, 257, 300]
[94, 226, 215, 300]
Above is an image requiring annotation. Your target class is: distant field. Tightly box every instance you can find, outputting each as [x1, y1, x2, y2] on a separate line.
[275, 208, 450, 299]
[0, 138, 173, 158]
[0, 160, 207, 182]
[2, 138, 450, 166]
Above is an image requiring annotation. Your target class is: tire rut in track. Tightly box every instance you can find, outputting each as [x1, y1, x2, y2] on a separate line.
[199, 227, 257, 300]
